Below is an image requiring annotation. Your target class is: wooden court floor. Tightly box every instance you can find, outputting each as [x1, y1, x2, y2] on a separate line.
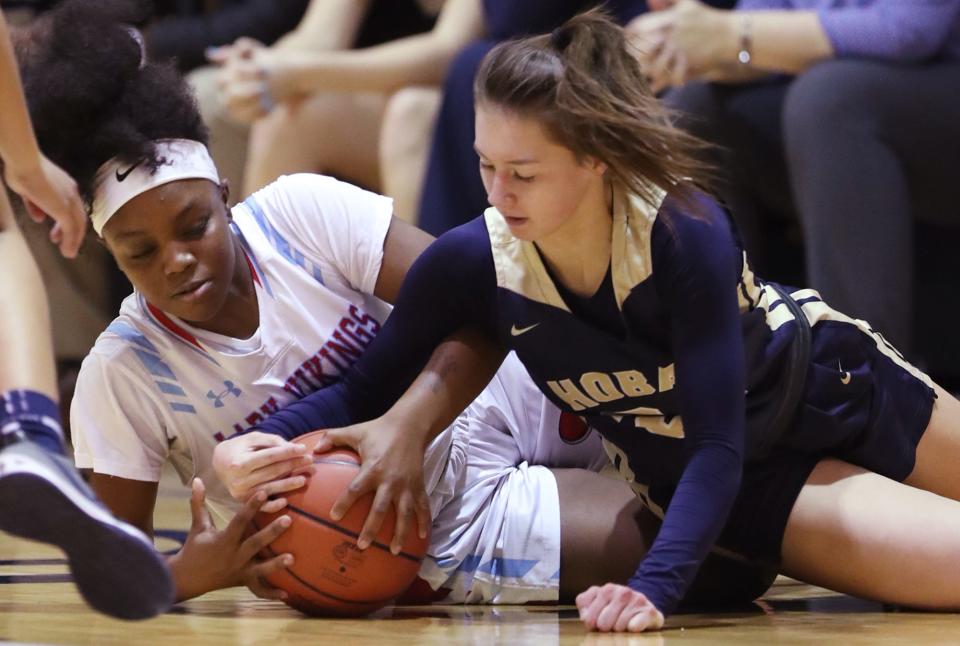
[3, 476, 960, 645]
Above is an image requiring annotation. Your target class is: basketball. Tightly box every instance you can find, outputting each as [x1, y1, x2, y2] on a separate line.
[253, 431, 430, 616]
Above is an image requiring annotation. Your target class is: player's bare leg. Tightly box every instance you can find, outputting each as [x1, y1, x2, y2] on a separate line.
[553, 468, 653, 600]
[782, 457, 960, 609]
[902, 384, 960, 500]
[553, 468, 775, 605]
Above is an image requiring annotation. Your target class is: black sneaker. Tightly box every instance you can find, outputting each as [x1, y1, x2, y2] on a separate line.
[0, 438, 175, 619]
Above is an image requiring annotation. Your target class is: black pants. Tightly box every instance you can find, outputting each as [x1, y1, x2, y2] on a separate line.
[666, 60, 960, 352]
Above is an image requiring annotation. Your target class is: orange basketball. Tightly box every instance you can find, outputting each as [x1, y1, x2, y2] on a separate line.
[253, 431, 430, 616]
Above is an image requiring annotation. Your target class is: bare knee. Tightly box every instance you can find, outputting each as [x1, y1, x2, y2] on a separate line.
[245, 94, 360, 193]
[380, 87, 441, 164]
[783, 458, 960, 609]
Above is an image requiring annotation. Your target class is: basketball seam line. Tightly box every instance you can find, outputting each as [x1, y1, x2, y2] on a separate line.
[285, 504, 423, 564]
[311, 459, 359, 466]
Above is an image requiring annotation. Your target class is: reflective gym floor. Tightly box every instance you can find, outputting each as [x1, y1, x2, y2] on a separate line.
[2, 471, 959, 645]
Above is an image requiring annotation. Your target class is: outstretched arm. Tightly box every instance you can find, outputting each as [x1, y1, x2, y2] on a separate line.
[0, 13, 85, 258]
[0, 14, 86, 399]
[578, 194, 746, 631]
[214, 219, 502, 550]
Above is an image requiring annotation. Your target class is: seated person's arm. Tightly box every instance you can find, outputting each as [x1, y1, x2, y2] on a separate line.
[628, 0, 832, 87]
[273, 0, 374, 53]
[636, 0, 960, 88]
[250, 0, 484, 99]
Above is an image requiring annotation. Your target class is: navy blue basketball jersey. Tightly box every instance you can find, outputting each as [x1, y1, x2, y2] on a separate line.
[253, 185, 932, 615]
[485, 187, 804, 473]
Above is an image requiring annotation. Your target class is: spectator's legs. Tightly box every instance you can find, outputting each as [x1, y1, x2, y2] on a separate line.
[243, 92, 387, 196]
[417, 40, 495, 236]
[665, 78, 793, 276]
[783, 60, 960, 351]
[380, 86, 442, 224]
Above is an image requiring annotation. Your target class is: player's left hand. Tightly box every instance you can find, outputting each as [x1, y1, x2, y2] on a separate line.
[576, 583, 666, 633]
[168, 478, 293, 601]
[311, 417, 432, 555]
[212, 431, 314, 504]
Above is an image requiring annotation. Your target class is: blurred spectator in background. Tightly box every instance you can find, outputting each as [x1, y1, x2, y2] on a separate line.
[216, 1, 734, 223]
[415, 0, 736, 236]
[145, 0, 311, 73]
[193, 0, 439, 204]
[1, 0, 312, 381]
[628, 0, 960, 357]
[212, 0, 443, 217]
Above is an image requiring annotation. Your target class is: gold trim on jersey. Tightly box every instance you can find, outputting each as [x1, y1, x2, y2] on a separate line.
[738, 256, 809, 333]
[744, 276, 932, 388]
[485, 207, 571, 312]
[484, 185, 666, 311]
[798, 298, 934, 388]
[737, 251, 762, 311]
[610, 188, 665, 310]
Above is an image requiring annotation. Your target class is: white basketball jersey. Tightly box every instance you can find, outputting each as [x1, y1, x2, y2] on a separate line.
[70, 174, 438, 520]
[71, 173, 609, 530]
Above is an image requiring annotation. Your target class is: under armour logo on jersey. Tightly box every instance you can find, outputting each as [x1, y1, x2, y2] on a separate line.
[207, 380, 242, 408]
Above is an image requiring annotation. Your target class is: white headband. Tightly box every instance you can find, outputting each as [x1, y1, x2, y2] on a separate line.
[90, 139, 220, 236]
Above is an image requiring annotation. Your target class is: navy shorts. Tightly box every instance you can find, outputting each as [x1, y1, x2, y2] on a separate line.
[715, 319, 936, 565]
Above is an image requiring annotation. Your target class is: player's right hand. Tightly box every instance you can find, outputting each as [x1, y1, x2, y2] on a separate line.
[576, 583, 665, 633]
[312, 417, 432, 556]
[4, 153, 86, 258]
[212, 431, 314, 505]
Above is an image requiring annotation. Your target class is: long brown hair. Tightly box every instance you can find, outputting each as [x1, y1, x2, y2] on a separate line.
[474, 9, 712, 211]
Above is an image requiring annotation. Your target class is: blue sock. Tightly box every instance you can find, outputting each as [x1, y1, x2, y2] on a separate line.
[0, 389, 65, 454]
